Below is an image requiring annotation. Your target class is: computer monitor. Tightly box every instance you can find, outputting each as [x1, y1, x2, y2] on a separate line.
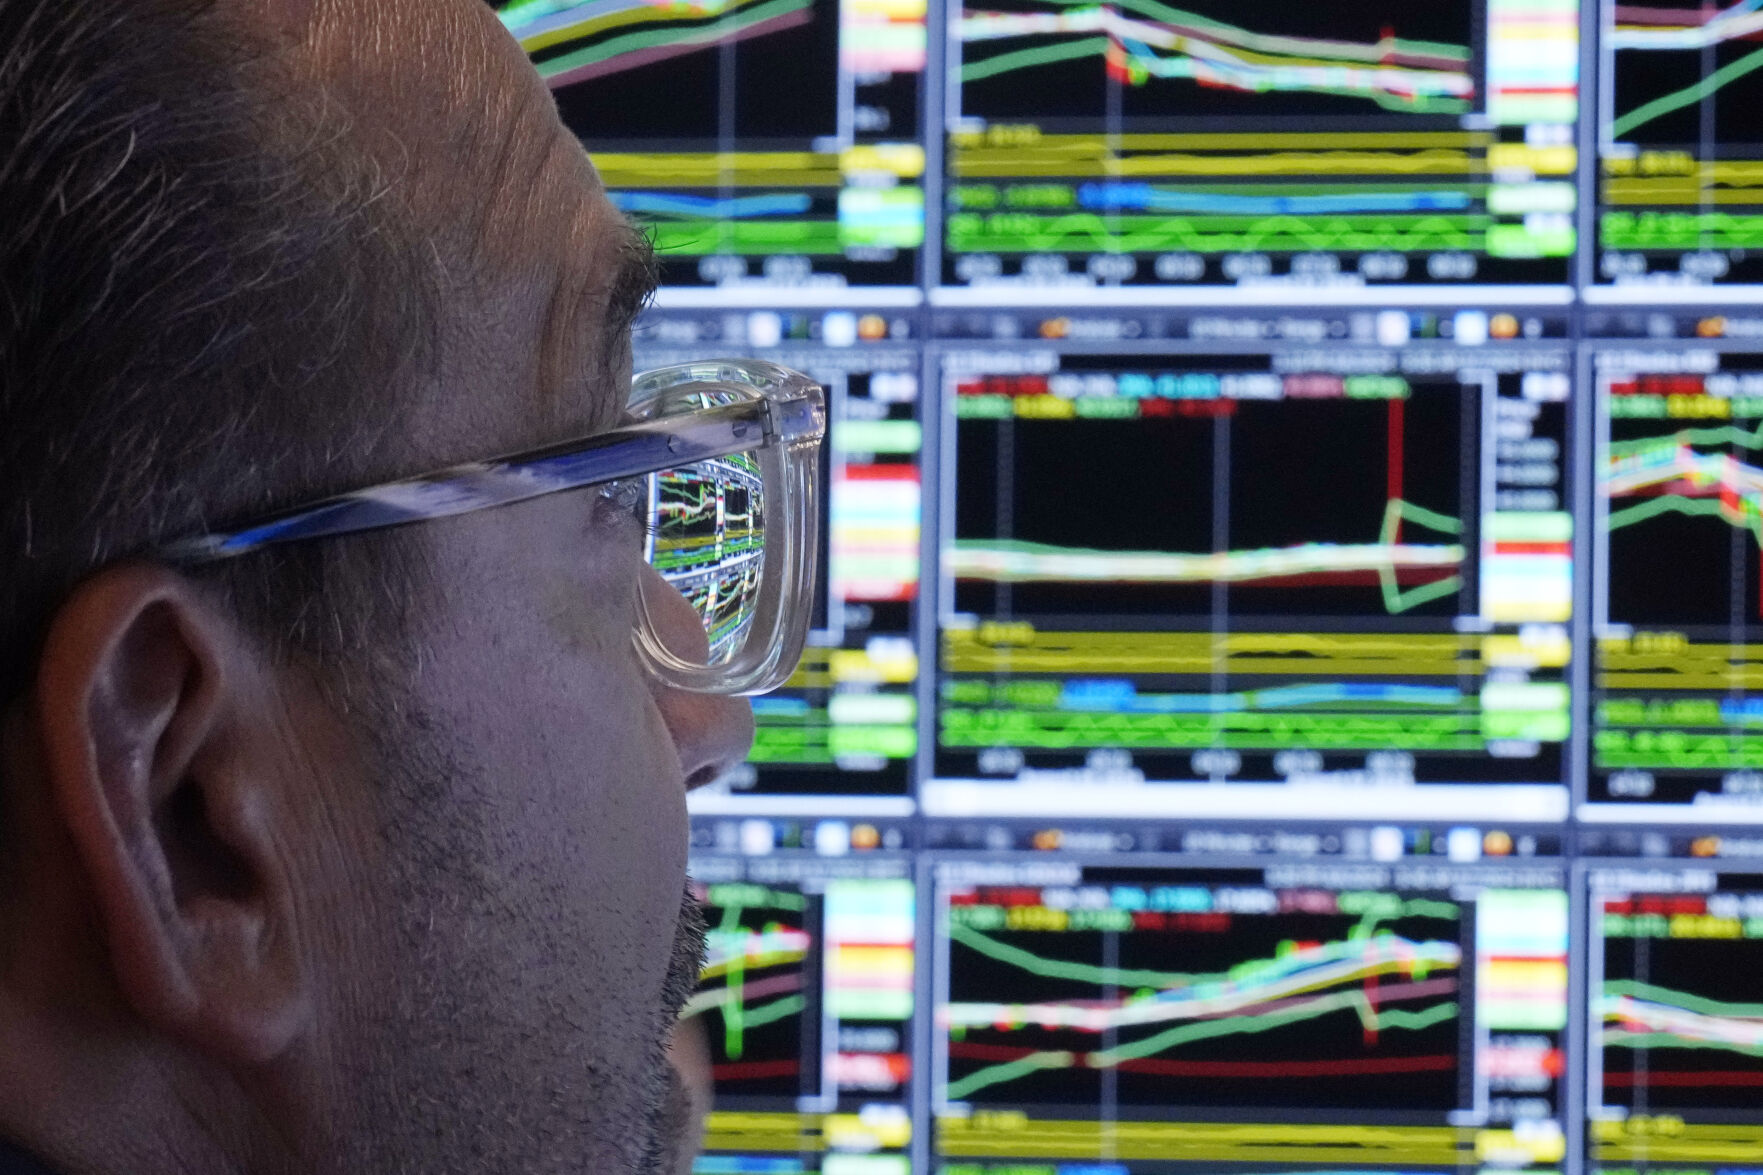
[495, 1, 1763, 1170]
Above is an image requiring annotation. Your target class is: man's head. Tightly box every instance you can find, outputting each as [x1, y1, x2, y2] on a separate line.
[0, 0, 750, 1170]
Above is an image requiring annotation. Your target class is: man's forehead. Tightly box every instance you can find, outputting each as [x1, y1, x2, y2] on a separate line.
[268, 0, 496, 79]
[240, 0, 649, 436]
[253, 0, 541, 162]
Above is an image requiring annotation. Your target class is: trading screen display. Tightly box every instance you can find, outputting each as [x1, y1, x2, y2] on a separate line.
[639, 315, 923, 801]
[932, 326, 1572, 816]
[943, 0, 1579, 289]
[1596, 0, 1763, 285]
[686, 854, 916, 1173]
[498, 0, 925, 289]
[519, 1, 1763, 1172]
[1591, 339, 1763, 808]
[930, 859, 1569, 1173]
[1585, 865, 1763, 1173]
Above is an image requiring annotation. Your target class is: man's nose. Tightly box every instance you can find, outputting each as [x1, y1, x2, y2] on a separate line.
[638, 565, 757, 790]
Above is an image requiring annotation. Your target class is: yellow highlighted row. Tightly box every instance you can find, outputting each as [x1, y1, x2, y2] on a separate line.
[703, 1111, 910, 1155]
[591, 145, 925, 188]
[936, 1116, 1468, 1164]
[1593, 1120, 1763, 1163]
[1599, 641, 1763, 689]
[953, 149, 1475, 179]
[944, 629, 1480, 677]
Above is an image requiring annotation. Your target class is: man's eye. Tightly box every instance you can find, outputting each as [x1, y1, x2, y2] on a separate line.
[598, 478, 657, 537]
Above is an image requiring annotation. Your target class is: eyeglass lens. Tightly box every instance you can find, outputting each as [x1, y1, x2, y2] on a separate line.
[643, 454, 768, 666]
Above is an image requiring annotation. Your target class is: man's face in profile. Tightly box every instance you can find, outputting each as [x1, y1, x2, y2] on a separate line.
[226, 0, 751, 1169]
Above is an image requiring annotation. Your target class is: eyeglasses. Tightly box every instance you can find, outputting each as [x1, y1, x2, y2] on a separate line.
[156, 359, 827, 695]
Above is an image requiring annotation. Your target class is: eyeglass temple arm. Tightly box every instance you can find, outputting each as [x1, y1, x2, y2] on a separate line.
[154, 397, 815, 564]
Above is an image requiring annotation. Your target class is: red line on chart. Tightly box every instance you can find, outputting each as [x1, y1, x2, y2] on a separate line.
[1605, 1069, 1763, 1088]
[712, 1058, 802, 1081]
[1388, 397, 1405, 543]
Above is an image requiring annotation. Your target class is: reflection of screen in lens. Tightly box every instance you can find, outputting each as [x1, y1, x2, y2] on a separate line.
[649, 454, 767, 662]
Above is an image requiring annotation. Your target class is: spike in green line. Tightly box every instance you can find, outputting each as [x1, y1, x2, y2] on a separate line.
[1377, 499, 1464, 613]
[1350, 989, 1378, 1032]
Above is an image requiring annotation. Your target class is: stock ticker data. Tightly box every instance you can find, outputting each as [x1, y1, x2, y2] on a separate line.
[499, 0, 925, 287]
[1597, 0, 1763, 285]
[1585, 867, 1763, 1172]
[931, 859, 1569, 1173]
[943, 0, 1580, 289]
[931, 328, 1574, 817]
[511, 0, 1763, 1172]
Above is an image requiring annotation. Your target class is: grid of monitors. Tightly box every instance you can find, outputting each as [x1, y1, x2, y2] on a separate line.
[495, 0, 1763, 1171]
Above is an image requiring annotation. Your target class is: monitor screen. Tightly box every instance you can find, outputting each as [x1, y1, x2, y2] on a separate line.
[493, 1, 1763, 1171]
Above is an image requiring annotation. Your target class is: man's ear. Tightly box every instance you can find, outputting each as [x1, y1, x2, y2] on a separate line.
[32, 562, 310, 1067]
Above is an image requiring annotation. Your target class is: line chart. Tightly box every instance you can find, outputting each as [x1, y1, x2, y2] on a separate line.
[946, 211, 1486, 255]
[945, 499, 1463, 615]
[1607, 452, 1763, 538]
[686, 883, 816, 1092]
[1598, 0, 1763, 279]
[503, 0, 815, 87]
[946, 0, 1574, 285]
[1601, 980, 1763, 1066]
[952, 375, 1468, 619]
[1602, 415, 1763, 623]
[1597, 890, 1763, 1111]
[939, 885, 1463, 1109]
[1605, 0, 1763, 146]
[1073, 182, 1474, 215]
[1607, 0, 1763, 137]
[950, 137, 1483, 180]
[610, 192, 814, 220]
[1613, 45, 1763, 140]
[957, 0, 1473, 111]
[1609, 0, 1763, 50]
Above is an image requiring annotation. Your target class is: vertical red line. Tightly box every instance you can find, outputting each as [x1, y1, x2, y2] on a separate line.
[1363, 968, 1380, 1048]
[1388, 398, 1405, 543]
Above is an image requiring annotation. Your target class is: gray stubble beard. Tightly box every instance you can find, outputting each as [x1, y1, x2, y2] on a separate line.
[635, 886, 709, 1175]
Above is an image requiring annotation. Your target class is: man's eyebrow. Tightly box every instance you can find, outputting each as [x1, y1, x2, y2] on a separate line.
[602, 217, 659, 362]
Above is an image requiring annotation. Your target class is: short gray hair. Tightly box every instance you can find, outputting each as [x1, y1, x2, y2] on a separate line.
[0, 0, 440, 703]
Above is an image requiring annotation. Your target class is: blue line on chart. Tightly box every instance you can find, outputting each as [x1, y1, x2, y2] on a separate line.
[610, 192, 815, 219]
[1076, 182, 1473, 216]
[752, 696, 813, 717]
[1058, 680, 1465, 713]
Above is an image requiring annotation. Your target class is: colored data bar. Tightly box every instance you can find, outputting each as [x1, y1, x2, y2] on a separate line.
[843, 0, 926, 71]
[1488, 0, 1580, 125]
[832, 464, 921, 603]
